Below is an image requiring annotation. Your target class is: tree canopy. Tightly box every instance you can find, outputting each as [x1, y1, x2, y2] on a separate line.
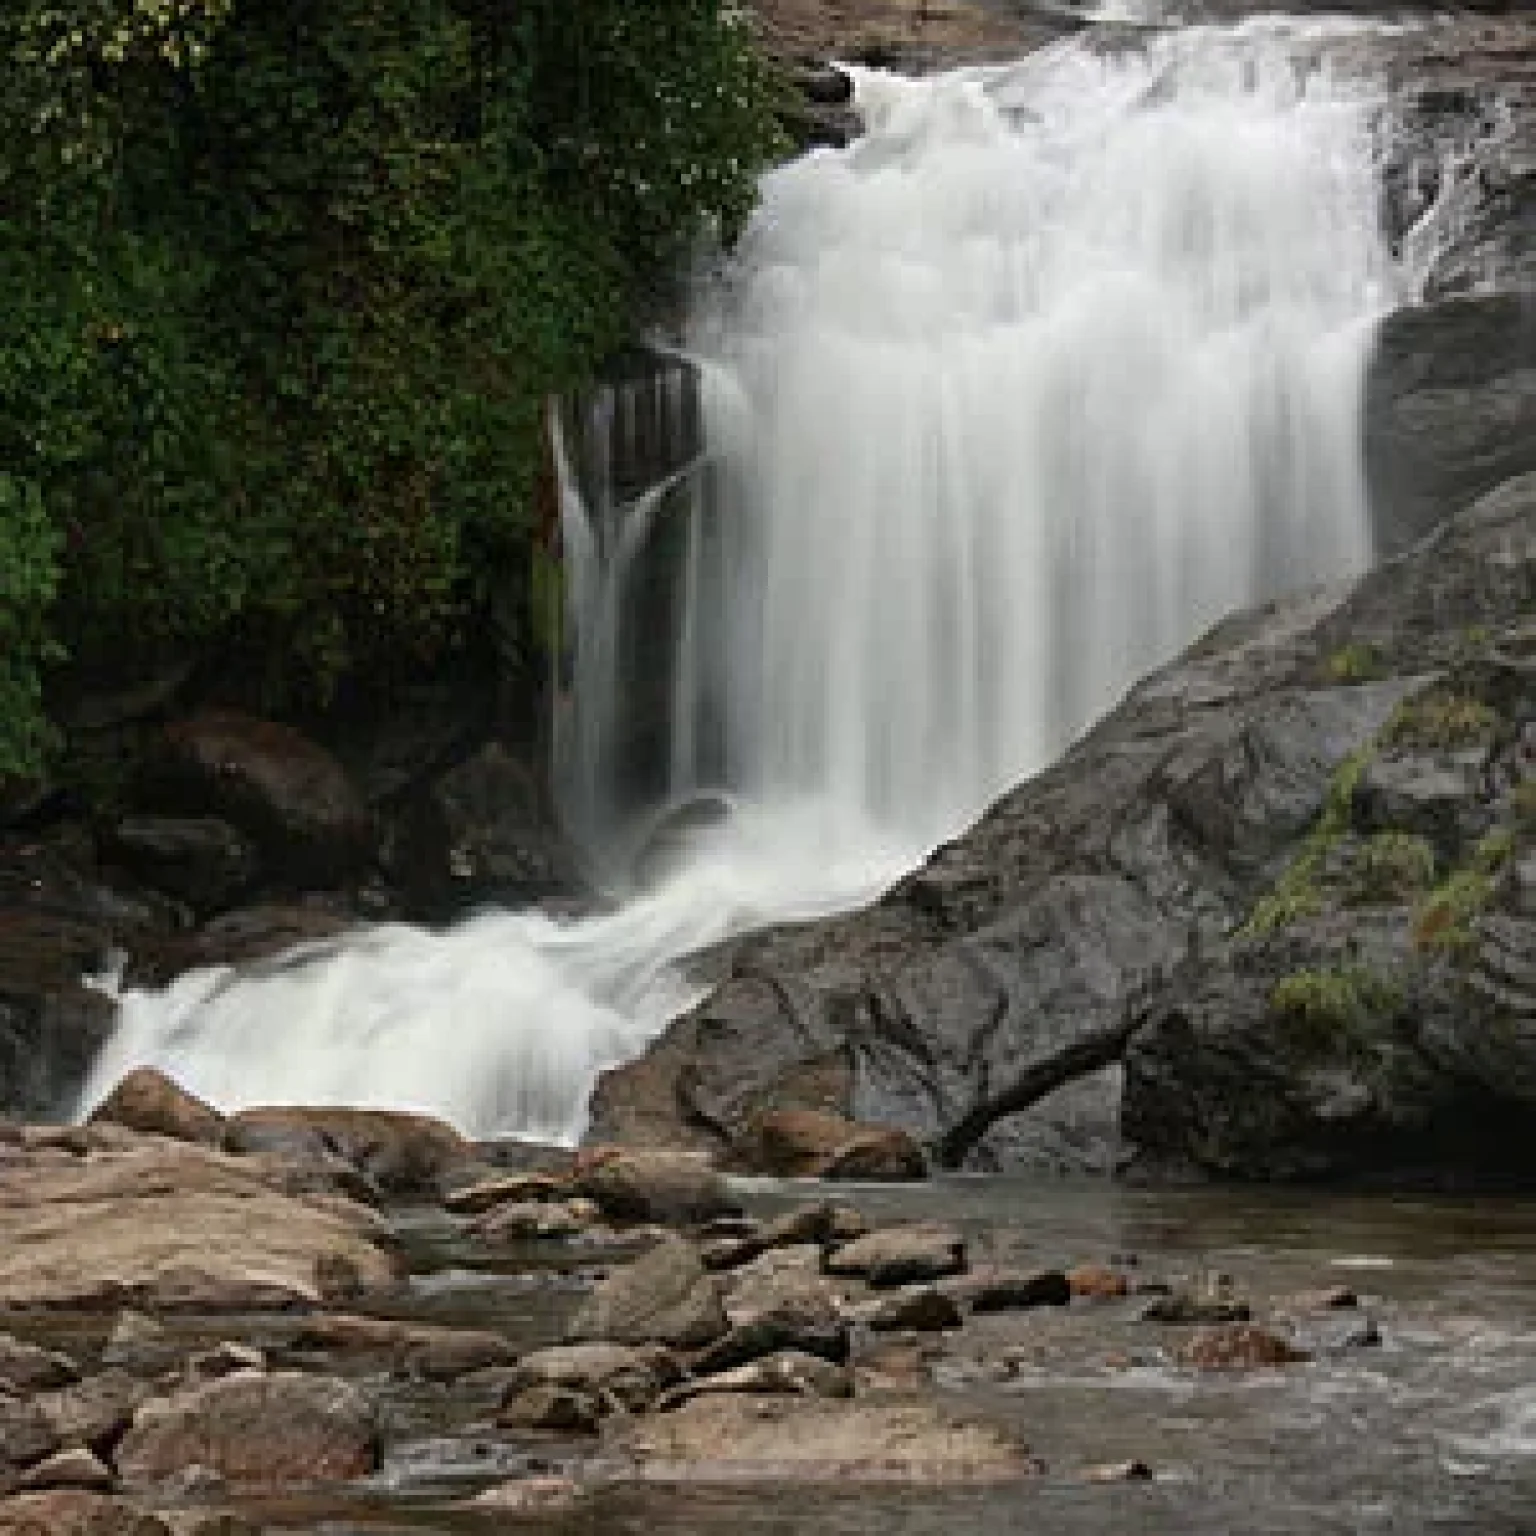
[0, 0, 783, 774]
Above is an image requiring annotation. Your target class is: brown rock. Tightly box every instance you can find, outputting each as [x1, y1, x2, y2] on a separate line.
[721, 1246, 848, 1330]
[762, 1201, 867, 1249]
[37, 1373, 149, 1456]
[617, 1394, 1034, 1483]
[467, 1475, 583, 1512]
[15, 1449, 114, 1492]
[657, 1351, 851, 1411]
[941, 1266, 1070, 1314]
[149, 710, 371, 883]
[0, 1491, 169, 1535]
[498, 1384, 601, 1434]
[292, 1315, 514, 1379]
[1176, 1325, 1310, 1371]
[1067, 1264, 1131, 1300]
[572, 1148, 738, 1224]
[223, 1106, 469, 1197]
[442, 1173, 566, 1215]
[0, 1138, 399, 1312]
[824, 1225, 966, 1288]
[180, 1345, 264, 1387]
[115, 1371, 378, 1492]
[567, 1237, 727, 1350]
[1082, 1459, 1154, 1483]
[86, 1071, 224, 1149]
[736, 1110, 927, 1182]
[847, 1287, 962, 1334]
[0, 1335, 79, 1393]
[466, 1199, 589, 1242]
[100, 1314, 175, 1375]
[506, 1342, 679, 1403]
[0, 1395, 58, 1477]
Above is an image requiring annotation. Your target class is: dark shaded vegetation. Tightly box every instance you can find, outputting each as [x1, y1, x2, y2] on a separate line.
[0, 0, 784, 775]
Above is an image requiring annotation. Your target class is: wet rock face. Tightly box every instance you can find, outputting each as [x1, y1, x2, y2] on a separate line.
[1365, 295, 1536, 556]
[1364, 16, 1536, 553]
[593, 470, 1536, 1186]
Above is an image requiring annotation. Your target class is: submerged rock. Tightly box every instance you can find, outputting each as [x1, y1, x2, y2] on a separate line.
[615, 1393, 1035, 1484]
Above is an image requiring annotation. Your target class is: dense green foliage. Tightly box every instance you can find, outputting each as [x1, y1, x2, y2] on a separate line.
[0, 0, 783, 773]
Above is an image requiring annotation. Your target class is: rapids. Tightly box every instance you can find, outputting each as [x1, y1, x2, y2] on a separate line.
[78, 18, 1415, 1139]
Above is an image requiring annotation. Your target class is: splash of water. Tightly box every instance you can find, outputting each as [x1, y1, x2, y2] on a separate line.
[78, 19, 1409, 1140]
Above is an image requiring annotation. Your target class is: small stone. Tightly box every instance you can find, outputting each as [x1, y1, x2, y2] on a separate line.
[114, 1371, 379, 1492]
[736, 1110, 927, 1182]
[443, 1173, 566, 1215]
[1067, 1264, 1132, 1300]
[1285, 1286, 1359, 1312]
[700, 1235, 769, 1272]
[86, 1069, 225, 1148]
[497, 1384, 600, 1435]
[942, 1266, 1070, 1313]
[0, 1393, 60, 1476]
[468, 1199, 588, 1242]
[1082, 1459, 1154, 1483]
[181, 1344, 264, 1386]
[824, 1224, 965, 1288]
[1176, 1325, 1309, 1370]
[848, 1287, 963, 1334]
[100, 1314, 176, 1376]
[16, 1448, 115, 1492]
[763, 1201, 868, 1250]
[566, 1236, 727, 1350]
[467, 1475, 583, 1511]
[504, 1342, 679, 1415]
[657, 1351, 852, 1411]
[37, 1372, 149, 1455]
[571, 1149, 738, 1225]
[0, 1335, 80, 1393]
[1140, 1273, 1250, 1325]
[291, 1315, 513, 1380]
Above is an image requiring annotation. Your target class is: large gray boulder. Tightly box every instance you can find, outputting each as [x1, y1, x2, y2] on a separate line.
[591, 473, 1536, 1185]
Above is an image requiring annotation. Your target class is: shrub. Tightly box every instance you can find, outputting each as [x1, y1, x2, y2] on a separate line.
[0, 0, 784, 756]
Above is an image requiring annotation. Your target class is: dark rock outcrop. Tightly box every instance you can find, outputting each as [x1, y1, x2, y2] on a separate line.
[591, 472, 1536, 1184]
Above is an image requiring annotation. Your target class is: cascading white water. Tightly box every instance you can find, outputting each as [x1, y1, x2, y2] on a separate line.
[78, 18, 1413, 1140]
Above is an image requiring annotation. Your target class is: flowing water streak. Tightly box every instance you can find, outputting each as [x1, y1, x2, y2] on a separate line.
[78, 19, 1407, 1139]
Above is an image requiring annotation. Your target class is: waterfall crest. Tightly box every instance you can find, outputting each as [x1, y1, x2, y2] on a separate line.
[78, 19, 1408, 1140]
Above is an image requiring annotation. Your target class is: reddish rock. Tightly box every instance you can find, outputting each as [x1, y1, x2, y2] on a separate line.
[114, 1370, 378, 1492]
[86, 1071, 224, 1148]
[735, 1109, 927, 1182]
[1176, 1325, 1311, 1371]
[1067, 1264, 1132, 1300]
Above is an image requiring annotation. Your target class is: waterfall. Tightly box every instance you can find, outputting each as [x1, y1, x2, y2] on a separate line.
[77, 18, 1410, 1141]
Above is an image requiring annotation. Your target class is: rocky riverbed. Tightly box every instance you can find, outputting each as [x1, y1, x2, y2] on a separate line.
[3, 1073, 1535, 1534]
